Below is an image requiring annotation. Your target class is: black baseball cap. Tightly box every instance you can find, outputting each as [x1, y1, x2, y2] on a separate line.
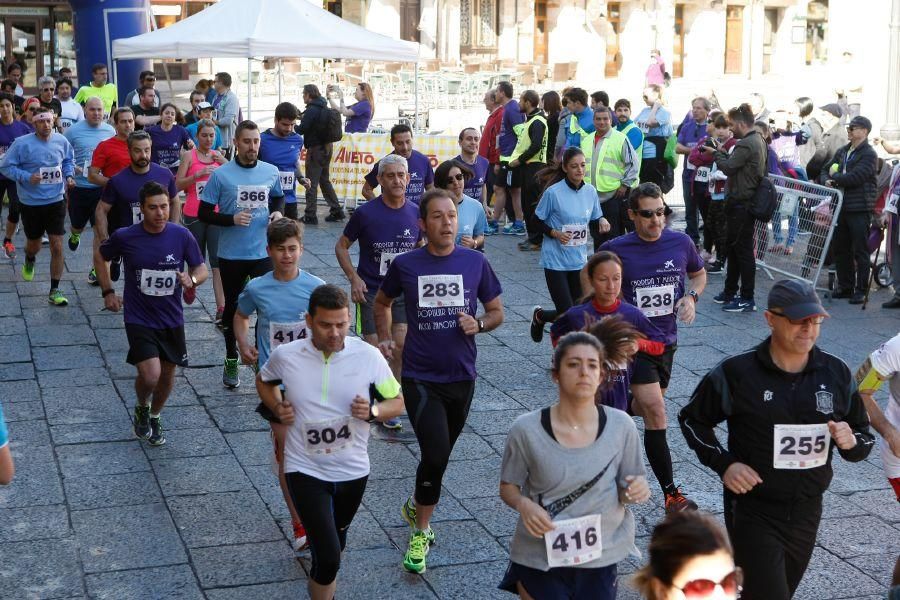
[767, 279, 829, 320]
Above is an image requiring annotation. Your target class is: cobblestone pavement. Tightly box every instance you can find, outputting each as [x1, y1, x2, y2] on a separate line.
[0, 213, 898, 600]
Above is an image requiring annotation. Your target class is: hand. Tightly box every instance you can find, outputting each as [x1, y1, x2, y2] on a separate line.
[701, 145, 716, 154]
[268, 211, 283, 223]
[66, 177, 75, 189]
[457, 312, 479, 335]
[274, 400, 295, 426]
[620, 475, 651, 504]
[299, 177, 311, 189]
[238, 343, 258, 366]
[828, 420, 857, 450]
[377, 339, 396, 360]
[177, 271, 194, 289]
[825, 179, 836, 188]
[879, 213, 890, 228]
[675, 296, 696, 324]
[509, 159, 520, 168]
[350, 395, 372, 420]
[613, 185, 628, 199]
[517, 497, 554, 537]
[554, 230, 573, 245]
[233, 210, 252, 226]
[459, 235, 476, 249]
[723, 462, 763, 494]
[103, 293, 122, 312]
[597, 218, 611, 234]
[885, 428, 900, 459]
[29, 172, 41, 185]
[350, 275, 368, 304]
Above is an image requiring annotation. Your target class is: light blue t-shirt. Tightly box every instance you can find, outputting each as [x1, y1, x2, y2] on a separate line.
[64, 120, 114, 188]
[535, 179, 601, 272]
[0, 402, 8, 449]
[200, 160, 284, 260]
[236, 269, 325, 367]
[0, 132, 75, 206]
[456, 195, 488, 244]
[634, 106, 673, 159]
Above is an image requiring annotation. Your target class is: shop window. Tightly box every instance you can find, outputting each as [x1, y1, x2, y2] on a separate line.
[460, 0, 497, 50]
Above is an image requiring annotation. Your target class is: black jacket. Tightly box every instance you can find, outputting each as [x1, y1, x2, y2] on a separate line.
[679, 338, 874, 505]
[713, 129, 767, 203]
[819, 140, 877, 213]
[296, 96, 328, 147]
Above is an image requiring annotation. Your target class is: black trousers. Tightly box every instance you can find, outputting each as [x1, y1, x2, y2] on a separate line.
[545, 268, 583, 316]
[594, 196, 629, 249]
[304, 143, 342, 217]
[521, 162, 545, 244]
[723, 202, 756, 300]
[218, 256, 272, 358]
[833, 211, 871, 293]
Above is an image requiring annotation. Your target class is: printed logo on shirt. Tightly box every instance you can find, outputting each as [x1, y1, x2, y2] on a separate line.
[663, 260, 676, 270]
[815, 387, 834, 414]
[165, 254, 177, 263]
[764, 390, 773, 402]
[404, 228, 411, 235]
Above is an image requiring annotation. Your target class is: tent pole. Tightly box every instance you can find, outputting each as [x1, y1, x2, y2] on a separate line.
[278, 58, 283, 104]
[247, 58, 252, 121]
[414, 62, 419, 131]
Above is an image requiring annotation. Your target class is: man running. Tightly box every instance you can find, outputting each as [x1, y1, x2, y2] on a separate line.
[598, 182, 706, 513]
[235, 218, 323, 552]
[487, 81, 526, 235]
[88, 106, 135, 188]
[198, 120, 284, 389]
[362, 124, 434, 205]
[259, 102, 308, 221]
[454, 127, 489, 209]
[0, 109, 75, 306]
[679, 279, 874, 599]
[97, 181, 207, 446]
[373, 188, 504, 574]
[256, 284, 405, 600]
[336, 154, 422, 430]
[0, 94, 33, 259]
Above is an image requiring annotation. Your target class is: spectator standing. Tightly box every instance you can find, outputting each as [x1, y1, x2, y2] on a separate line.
[508, 90, 548, 250]
[183, 90, 205, 126]
[328, 82, 374, 133]
[186, 102, 222, 149]
[688, 114, 735, 272]
[132, 87, 161, 131]
[805, 103, 847, 182]
[6, 63, 24, 97]
[211, 72, 240, 158]
[634, 85, 673, 190]
[123, 70, 161, 107]
[675, 97, 711, 248]
[297, 84, 345, 224]
[615, 98, 644, 169]
[562, 88, 593, 152]
[479, 89, 502, 221]
[586, 108, 639, 246]
[645, 49, 666, 87]
[74, 63, 118, 117]
[541, 91, 562, 163]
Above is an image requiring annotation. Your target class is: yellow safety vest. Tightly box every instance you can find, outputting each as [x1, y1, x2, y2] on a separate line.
[570, 114, 595, 163]
[509, 112, 548, 164]
[588, 128, 628, 192]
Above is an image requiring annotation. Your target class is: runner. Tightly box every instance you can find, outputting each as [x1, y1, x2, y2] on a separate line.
[433, 159, 487, 251]
[854, 332, 900, 502]
[198, 120, 284, 389]
[362, 124, 434, 205]
[498, 325, 650, 599]
[88, 106, 135, 188]
[0, 94, 33, 259]
[175, 118, 227, 320]
[259, 102, 309, 221]
[336, 154, 422, 430]
[97, 181, 207, 446]
[0, 109, 75, 306]
[235, 218, 324, 552]
[487, 81, 527, 236]
[146, 103, 193, 175]
[373, 188, 504, 573]
[256, 284, 405, 600]
[598, 182, 706, 513]
[454, 127, 490, 208]
[679, 279, 874, 599]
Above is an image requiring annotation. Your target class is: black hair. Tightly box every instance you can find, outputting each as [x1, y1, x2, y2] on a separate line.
[6, 63, 21, 75]
[138, 181, 169, 205]
[127, 130, 151, 149]
[551, 332, 604, 373]
[614, 98, 631, 110]
[56, 78, 73, 90]
[302, 84, 321, 99]
[91, 63, 107, 74]
[139, 70, 155, 81]
[390, 123, 412, 141]
[308, 284, 349, 317]
[235, 120, 259, 138]
[274, 102, 300, 122]
[537, 146, 585, 192]
[214, 72, 232, 87]
[564, 87, 588, 107]
[795, 96, 814, 118]
[520, 89, 540, 109]
[628, 182, 663, 211]
[418, 188, 455, 220]
[137, 86, 155, 99]
[113, 106, 134, 124]
[434, 159, 474, 189]
[591, 90, 610, 107]
[541, 91, 562, 116]
[727, 103, 755, 127]
[458, 127, 479, 142]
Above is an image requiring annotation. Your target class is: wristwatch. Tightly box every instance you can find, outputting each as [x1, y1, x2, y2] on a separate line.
[190, 274, 199, 287]
[478, 319, 485, 332]
[689, 290, 699, 303]
[369, 403, 380, 422]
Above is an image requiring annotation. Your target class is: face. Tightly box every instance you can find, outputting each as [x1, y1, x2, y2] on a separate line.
[199, 108, 214, 121]
[115, 112, 135, 137]
[85, 100, 104, 125]
[666, 550, 738, 600]
[141, 194, 170, 229]
[140, 89, 155, 108]
[197, 125, 216, 150]
[235, 128, 261, 163]
[563, 153, 586, 184]
[445, 166, 465, 200]
[93, 68, 108, 85]
[691, 101, 709, 123]
[274, 117, 295, 137]
[213, 77, 226, 93]
[519, 96, 531, 113]
[391, 132, 413, 158]
[0, 100, 13, 121]
[355, 85, 366, 101]
[9, 68, 21, 83]
[190, 95, 203, 110]
[39, 82, 55, 101]
[305, 306, 350, 354]
[420, 196, 458, 248]
[129, 139, 152, 169]
[161, 106, 177, 126]
[56, 82, 71, 100]
[594, 110, 612, 134]
[590, 260, 622, 306]
[643, 87, 658, 106]
[33, 118, 53, 137]
[459, 129, 480, 155]
[765, 309, 821, 357]
[302, 91, 311, 105]
[847, 125, 868, 145]
[615, 104, 631, 124]
[377, 163, 409, 200]
[714, 126, 731, 141]
[483, 92, 494, 111]
[629, 194, 666, 241]
[268, 236, 302, 272]
[555, 343, 602, 401]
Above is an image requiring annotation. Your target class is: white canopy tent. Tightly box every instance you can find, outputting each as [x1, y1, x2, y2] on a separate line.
[111, 0, 420, 119]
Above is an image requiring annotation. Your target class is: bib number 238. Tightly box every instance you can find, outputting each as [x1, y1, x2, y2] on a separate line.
[773, 423, 829, 469]
[417, 274, 464, 308]
[636, 284, 675, 317]
[544, 514, 602, 568]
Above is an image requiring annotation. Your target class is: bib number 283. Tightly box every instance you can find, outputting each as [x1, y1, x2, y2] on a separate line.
[544, 514, 602, 568]
[417, 274, 464, 308]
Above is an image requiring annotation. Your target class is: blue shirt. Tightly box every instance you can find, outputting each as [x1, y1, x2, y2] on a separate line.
[0, 132, 75, 206]
[200, 159, 284, 260]
[635, 106, 672, 159]
[566, 107, 595, 149]
[617, 119, 644, 154]
[499, 100, 525, 157]
[237, 269, 325, 367]
[186, 121, 222, 150]
[259, 129, 303, 204]
[535, 179, 602, 271]
[64, 120, 114, 188]
[0, 120, 32, 182]
[456, 195, 488, 244]
[455, 154, 489, 202]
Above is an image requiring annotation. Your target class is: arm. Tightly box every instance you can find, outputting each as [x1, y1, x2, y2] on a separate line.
[675, 142, 693, 155]
[175, 152, 194, 192]
[674, 268, 707, 325]
[499, 481, 554, 537]
[335, 235, 367, 303]
[198, 201, 239, 227]
[361, 179, 376, 200]
[0, 444, 12, 485]
[87, 166, 109, 187]
[94, 235, 121, 311]
[833, 388, 877, 463]
[373, 289, 396, 358]
[93, 200, 113, 243]
[233, 309, 259, 365]
[620, 139, 639, 188]
[135, 114, 161, 127]
[713, 141, 753, 176]
[859, 392, 900, 457]
[0, 146, 30, 184]
[215, 94, 237, 127]
[832, 149, 877, 189]
[457, 295, 504, 335]
[678, 368, 740, 477]
[255, 374, 294, 425]
[329, 95, 355, 117]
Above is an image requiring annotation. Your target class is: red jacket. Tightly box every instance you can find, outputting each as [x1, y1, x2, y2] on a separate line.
[480, 107, 503, 165]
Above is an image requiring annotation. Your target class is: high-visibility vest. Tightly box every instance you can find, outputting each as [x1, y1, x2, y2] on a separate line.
[509, 111, 548, 164]
[570, 114, 594, 161]
[588, 128, 628, 192]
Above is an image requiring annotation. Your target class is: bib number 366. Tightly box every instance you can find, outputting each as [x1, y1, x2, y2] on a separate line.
[773, 423, 829, 469]
[544, 514, 602, 568]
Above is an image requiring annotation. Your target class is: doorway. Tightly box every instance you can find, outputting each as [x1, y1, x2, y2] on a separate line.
[4, 18, 42, 92]
[604, 2, 622, 78]
[762, 7, 778, 74]
[724, 6, 743, 74]
[673, 4, 685, 78]
[534, 0, 549, 65]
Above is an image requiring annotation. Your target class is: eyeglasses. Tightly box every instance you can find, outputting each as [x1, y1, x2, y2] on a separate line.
[41, 87, 54, 92]
[635, 208, 666, 219]
[451, 173, 465, 181]
[677, 569, 742, 598]
[768, 310, 825, 326]
[28, 108, 40, 113]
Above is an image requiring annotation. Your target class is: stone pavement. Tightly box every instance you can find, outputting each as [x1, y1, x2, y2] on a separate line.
[0, 214, 898, 600]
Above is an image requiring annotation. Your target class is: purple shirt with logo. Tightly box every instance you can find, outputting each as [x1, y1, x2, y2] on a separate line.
[380, 246, 502, 382]
[342, 195, 422, 291]
[99, 222, 203, 329]
[101, 164, 178, 230]
[455, 154, 490, 202]
[499, 100, 525, 157]
[600, 229, 703, 346]
[365, 150, 434, 205]
[146, 124, 192, 171]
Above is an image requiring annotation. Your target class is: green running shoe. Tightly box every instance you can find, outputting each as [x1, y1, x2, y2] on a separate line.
[48, 289, 68, 306]
[21, 261, 34, 281]
[148, 416, 166, 446]
[133, 405, 151, 439]
[401, 497, 435, 542]
[68, 232, 80, 251]
[87, 268, 99, 286]
[403, 528, 434, 574]
[223, 357, 240, 389]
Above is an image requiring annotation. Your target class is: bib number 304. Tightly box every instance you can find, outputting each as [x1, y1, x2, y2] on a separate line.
[303, 417, 353, 455]
[544, 514, 602, 568]
[773, 423, 829, 469]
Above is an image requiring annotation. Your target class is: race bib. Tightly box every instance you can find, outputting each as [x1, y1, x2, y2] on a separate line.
[269, 320, 306, 349]
[379, 250, 404, 276]
[39, 165, 63, 185]
[139, 268, 177, 296]
[417, 274, 464, 308]
[194, 180, 207, 198]
[544, 514, 602, 568]
[236, 185, 269, 211]
[131, 204, 144, 224]
[279, 171, 295, 190]
[694, 167, 710, 183]
[773, 423, 829, 469]
[562, 223, 588, 247]
[303, 416, 353, 455]
[636, 284, 675, 317]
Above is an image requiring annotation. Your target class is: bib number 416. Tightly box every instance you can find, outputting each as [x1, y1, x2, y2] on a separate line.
[543, 514, 602, 568]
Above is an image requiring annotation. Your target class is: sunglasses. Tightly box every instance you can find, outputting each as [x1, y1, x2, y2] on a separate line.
[768, 310, 825, 326]
[678, 569, 742, 598]
[635, 208, 666, 219]
[41, 87, 54, 92]
[451, 173, 465, 181]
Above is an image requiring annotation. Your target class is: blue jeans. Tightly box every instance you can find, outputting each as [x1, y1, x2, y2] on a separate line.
[772, 209, 800, 247]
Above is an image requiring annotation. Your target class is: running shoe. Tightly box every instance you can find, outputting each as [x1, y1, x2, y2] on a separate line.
[183, 284, 196, 305]
[3, 240, 15, 259]
[712, 291, 733, 304]
[706, 261, 724, 274]
[324, 211, 346, 222]
[223, 357, 240, 389]
[484, 221, 499, 236]
[403, 528, 434, 574]
[530, 306, 544, 343]
[664, 489, 698, 514]
[292, 521, 309, 553]
[110, 257, 121, 282]
[148, 416, 166, 446]
[48, 289, 68, 306]
[21, 261, 34, 281]
[381, 417, 402, 430]
[87, 268, 99, 286]
[722, 298, 756, 313]
[518, 241, 540, 251]
[41, 234, 49, 245]
[300, 215, 318, 225]
[400, 497, 436, 542]
[67, 232, 80, 251]
[133, 405, 151, 439]
[502, 222, 526, 236]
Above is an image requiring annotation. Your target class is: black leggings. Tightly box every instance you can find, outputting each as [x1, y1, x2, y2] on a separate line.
[0, 179, 20, 225]
[403, 377, 475, 506]
[285, 471, 368, 585]
[544, 268, 583, 320]
[218, 256, 272, 358]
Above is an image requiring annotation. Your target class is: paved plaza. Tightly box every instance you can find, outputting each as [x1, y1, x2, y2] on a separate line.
[0, 210, 898, 600]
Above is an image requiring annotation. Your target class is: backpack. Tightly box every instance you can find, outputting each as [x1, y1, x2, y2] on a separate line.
[320, 107, 343, 144]
[748, 177, 778, 222]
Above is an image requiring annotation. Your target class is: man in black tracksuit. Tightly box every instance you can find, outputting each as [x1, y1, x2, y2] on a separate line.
[679, 279, 874, 600]
[509, 89, 547, 250]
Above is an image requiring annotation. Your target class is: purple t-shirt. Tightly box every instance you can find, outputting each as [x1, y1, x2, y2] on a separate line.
[599, 229, 703, 346]
[0, 120, 33, 181]
[499, 100, 525, 157]
[342, 195, 422, 291]
[677, 119, 708, 176]
[365, 150, 435, 205]
[380, 246, 502, 382]
[99, 222, 203, 330]
[147, 124, 192, 170]
[102, 164, 178, 230]
[345, 100, 372, 133]
[455, 154, 490, 202]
